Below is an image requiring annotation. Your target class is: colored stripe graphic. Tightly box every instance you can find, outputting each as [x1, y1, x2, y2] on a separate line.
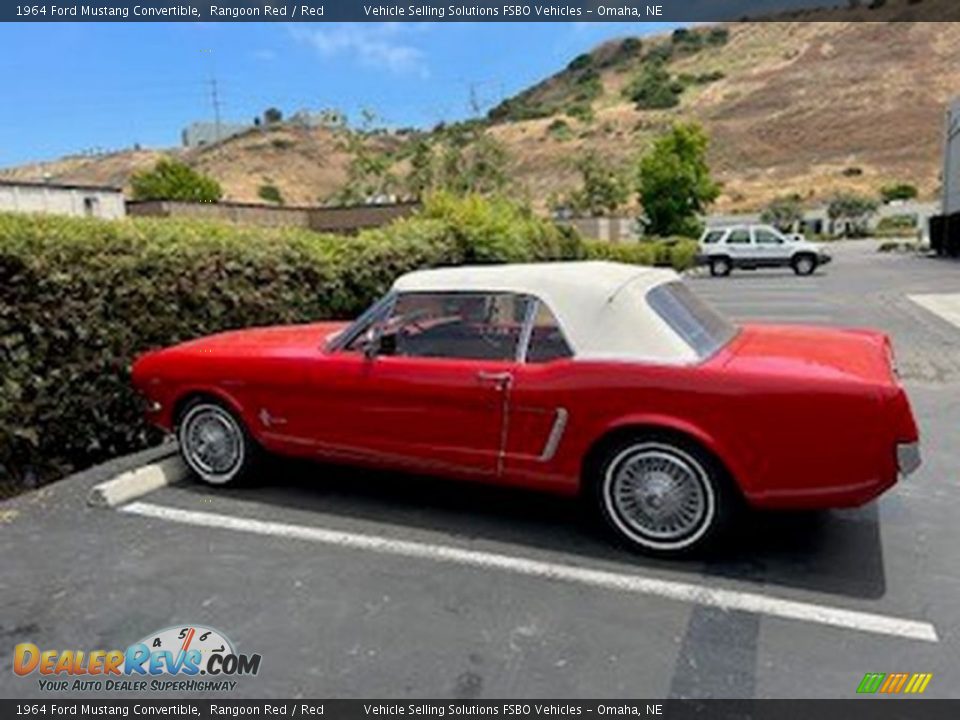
[858, 672, 932, 694]
[857, 673, 885, 694]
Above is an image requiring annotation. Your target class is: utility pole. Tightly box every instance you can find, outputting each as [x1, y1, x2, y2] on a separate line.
[201, 48, 222, 143]
[469, 82, 480, 116]
[210, 76, 222, 143]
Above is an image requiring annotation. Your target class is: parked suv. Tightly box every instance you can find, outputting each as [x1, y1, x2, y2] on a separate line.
[697, 224, 831, 277]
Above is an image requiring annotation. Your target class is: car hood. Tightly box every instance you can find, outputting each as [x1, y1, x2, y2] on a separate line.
[165, 321, 350, 357]
[722, 323, 896, 385]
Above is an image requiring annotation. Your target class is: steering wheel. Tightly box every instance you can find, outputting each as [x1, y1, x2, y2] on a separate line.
[397, 308, 431, 335]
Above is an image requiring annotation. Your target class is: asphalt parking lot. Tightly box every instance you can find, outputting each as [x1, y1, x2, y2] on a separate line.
[3, 240, 960, 700]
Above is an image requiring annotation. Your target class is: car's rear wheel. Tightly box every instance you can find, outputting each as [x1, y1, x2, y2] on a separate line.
[590, 436, 734, 557]
[709, 257, 732, 277]
[792, 253, 817, 276]
[177, 399, 257, 486]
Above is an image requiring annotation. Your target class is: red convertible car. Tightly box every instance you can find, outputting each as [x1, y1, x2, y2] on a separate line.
[132, 261, 921, 556]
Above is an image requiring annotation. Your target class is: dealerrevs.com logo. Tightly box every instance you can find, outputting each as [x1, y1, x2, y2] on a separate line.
[13, 624, 262, 693]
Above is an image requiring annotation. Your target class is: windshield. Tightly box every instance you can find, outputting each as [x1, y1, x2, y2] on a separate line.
[646, 281, 738, 359]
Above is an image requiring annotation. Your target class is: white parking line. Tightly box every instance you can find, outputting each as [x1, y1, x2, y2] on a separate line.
[729, 315, 835, 324]
[707, 300, 823, 308]
[909, 294, 960, 329]
[121, 501, 938, 644]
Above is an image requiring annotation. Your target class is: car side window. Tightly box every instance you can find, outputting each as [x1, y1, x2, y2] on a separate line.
[754, 229, 784, 245]
[378, 292, 527, 361]
[525, 301, 573, 363]
[726, 229, 751, 245]
[702, 230, 725, 245]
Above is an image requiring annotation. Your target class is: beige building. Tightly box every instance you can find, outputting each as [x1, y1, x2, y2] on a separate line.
[0, 179, 126, 219]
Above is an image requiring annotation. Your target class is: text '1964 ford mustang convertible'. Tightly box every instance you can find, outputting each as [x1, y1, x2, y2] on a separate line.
[132, 261, 920, 557]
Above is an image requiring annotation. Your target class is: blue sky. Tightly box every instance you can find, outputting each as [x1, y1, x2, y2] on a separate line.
[0, 22, 686, 167]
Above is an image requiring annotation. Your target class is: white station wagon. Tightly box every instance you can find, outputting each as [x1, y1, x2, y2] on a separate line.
[697, 224, 832, 277]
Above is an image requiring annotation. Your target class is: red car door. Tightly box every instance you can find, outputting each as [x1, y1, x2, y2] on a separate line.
[346, 354, 511, 478]
[294, 290, 528, 479]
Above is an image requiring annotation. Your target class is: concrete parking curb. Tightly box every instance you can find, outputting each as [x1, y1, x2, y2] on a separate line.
[87, 451, 187, 508]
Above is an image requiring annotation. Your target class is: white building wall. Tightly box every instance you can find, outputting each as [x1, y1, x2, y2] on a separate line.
[0, 185, 125, 219]
[944, 98, 960, 216]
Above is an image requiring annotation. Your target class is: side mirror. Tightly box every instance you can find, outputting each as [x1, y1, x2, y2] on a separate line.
[359, 335, 379, 360]
[359, 331, 396, 359]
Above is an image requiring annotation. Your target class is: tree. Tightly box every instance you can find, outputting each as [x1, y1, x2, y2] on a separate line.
[130, 158, 222, 203]
[329, 110, 399, 205]
[405, 139, 435, 199]
[636, 123, 720, 237]
[827, 193, 878, 237]
[263, 107, 283, 124]
[436, 129, 510, 196]
[563, 151, 630, 217]
[761, 195, 804, 230]
[880, 183, 918, 203]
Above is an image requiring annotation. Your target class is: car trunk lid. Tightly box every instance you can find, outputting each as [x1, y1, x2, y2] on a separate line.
[722, 323, 899, 386]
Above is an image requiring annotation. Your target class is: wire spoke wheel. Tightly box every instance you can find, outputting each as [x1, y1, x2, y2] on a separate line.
[602, 441, 716, 552]
[179, 403, 246, 484]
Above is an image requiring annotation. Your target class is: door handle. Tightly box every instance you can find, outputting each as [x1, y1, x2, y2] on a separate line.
[476, 370, 512, 388]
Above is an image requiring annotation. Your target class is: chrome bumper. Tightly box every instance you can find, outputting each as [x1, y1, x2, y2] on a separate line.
[897, 442, 922, 477]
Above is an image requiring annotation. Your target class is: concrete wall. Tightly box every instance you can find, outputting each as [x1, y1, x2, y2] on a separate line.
[0, 184, 125, 219]
[128, 200, 311, 228]
[563, 217, 640, 242]
[126, 200, 420, 234]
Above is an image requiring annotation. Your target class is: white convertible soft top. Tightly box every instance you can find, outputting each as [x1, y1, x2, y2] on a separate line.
[392, 261, 699, 364]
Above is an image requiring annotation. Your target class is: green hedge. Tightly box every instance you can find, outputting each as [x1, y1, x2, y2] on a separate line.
[583, 237, 699, 271]
[0, 195, 692, 489]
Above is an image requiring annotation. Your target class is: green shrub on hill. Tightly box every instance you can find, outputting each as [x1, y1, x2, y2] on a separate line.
[257, 184, 284, 204]
[546, 119, 574, 141]
[624, 62, 685, 109]
[131, 158, 223, 203]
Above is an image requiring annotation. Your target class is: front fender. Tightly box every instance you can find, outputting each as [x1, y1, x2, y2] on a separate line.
[167, 382, 254, 436]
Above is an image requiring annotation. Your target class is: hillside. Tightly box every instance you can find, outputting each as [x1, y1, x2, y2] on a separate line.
[4, 13, 960, 214]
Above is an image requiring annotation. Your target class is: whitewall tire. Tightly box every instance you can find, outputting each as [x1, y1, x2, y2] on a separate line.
[592, 437, 732, 557]
[177, 400, 256, 486]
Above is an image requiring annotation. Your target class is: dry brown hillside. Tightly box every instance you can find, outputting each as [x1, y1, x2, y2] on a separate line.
[3, 15, 960, 214]
[490, 20, 960, 212]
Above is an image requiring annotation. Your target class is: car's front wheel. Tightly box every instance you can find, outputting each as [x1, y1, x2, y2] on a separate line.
[590, 436, 734, 557]
[177, 399, 258, 486]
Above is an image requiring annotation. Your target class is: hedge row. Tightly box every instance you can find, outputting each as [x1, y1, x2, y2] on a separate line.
[583, 236, 699, 271]
[0, 194, 694, 489]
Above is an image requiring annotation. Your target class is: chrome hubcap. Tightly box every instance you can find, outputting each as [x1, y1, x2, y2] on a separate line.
[184, 407, 242, 477]
[610, 448, 707, 542]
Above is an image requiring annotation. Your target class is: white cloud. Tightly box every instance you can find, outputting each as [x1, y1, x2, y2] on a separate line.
[290, 24, 428, 77]
[253, 49, 276, 61]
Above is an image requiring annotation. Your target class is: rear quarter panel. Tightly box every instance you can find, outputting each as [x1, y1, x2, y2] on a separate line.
[533, 359, 890, 507]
